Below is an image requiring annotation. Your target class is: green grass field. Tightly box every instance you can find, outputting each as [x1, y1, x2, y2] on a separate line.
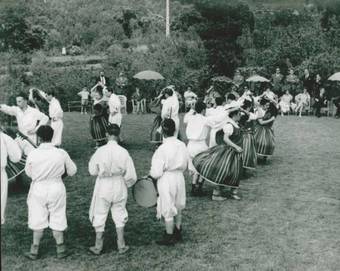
[1, 113, 340, 271]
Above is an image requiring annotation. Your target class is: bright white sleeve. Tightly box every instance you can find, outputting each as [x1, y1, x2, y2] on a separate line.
[63, 151, 77, 177]
[0, 105, 18, 116]
[205, 112, 227, 127]
[161, 102, 170, 120]
[149, 149, 165, 179]
[88, 151, 100, 176]
[222, 123, 234, 137]
[4, 134, 22, 163]
[123, 154, 137, 188]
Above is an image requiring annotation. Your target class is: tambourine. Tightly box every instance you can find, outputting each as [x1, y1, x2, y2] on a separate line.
[132, 176, 158, 208]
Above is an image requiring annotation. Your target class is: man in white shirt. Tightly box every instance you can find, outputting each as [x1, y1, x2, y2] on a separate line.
[149, 119, 189, 246]
[88, 124, 137, 255]
[0, 92, 49, 145]
[107, 89, 122, 127]
[161, 87, 180, 138]
[1, 131, 22, 225]
[184, 101, 227, 196]
[34, 89, 64, 147]
[24, 126, 77, 260]
[77, 87, 90, 114]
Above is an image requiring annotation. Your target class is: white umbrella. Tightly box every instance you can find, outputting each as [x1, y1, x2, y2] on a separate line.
[246, 75, 270, 82]
[133, 70, 164, 80]
[328, 72, 340, 81]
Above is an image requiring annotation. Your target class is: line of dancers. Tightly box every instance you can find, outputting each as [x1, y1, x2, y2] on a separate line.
[0, 85, 278, 259]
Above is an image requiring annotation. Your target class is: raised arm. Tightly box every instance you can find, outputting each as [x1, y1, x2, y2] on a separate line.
[0, 104, 18, 117]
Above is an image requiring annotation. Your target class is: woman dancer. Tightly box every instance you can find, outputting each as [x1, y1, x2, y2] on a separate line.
[254, 101, 278, 163]
[239, 99, 257, 171]
[90, 89, 109, 148]
[193, 108, 243, 201]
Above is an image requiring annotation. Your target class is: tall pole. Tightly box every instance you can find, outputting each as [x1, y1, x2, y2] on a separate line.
[166, 0, 170, 38]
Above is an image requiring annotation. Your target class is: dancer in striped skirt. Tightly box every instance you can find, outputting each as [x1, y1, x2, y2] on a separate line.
[254, 101, 277, 162]
[90, 88, 109, 148]
[239, 99, 257, 171]
[193, 109, 243, 201]
[3, 128, 36, 183]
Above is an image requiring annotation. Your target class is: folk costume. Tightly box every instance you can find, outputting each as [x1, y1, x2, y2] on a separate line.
[0, 105, 49, 145]
[1, 132, 22, 224]
[88, 140, 136, 253]
[90, 100, 109, 147]
[254, 110, 276, 158]
[193, 119, 243, 188]
[150, 136, 188, 222]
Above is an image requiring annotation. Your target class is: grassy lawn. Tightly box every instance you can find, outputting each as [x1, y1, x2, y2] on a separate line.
[1, 113, 340, 271]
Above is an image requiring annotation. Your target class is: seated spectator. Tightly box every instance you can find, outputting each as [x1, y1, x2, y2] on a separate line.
[295, 88, 311, 117]
[279, 90, 293, 116]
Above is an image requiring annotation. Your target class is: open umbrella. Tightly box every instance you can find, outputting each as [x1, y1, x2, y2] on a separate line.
[246, 75, 270, 82]
[211, 76, 233, 83]
[328, 72, 340, 81]
[133, 70, 164, 80]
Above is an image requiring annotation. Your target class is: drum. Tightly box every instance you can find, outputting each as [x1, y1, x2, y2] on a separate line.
[132, 176, 158, 208]
[6, 155, 27, 182]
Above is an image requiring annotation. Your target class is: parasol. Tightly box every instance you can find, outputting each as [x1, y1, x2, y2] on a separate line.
[133, 70, 164, 80]
[328, 72, 340, 81]
[211, 76, 233, 83]
[246, 75, 270, 82]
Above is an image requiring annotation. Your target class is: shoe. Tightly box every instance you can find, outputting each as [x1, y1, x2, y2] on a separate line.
[156, 232, 176, 246]
[89, 246, 102, 255]
[173, 227, 183, 242]
[118, 246, 129, 254]
[231, 194, 241, 200]
[212, 194, 227, 201]
[56, 244, 70, 259]
[24, 244, 39, 260]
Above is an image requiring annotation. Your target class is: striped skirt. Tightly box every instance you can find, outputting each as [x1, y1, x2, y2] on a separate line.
[6, 155, 27, 182]
[192, 145, 243, 188]
[90, 116, 109, 145]
[150, 115, 163, 144]
[254, 125, 275, 157]
[242, 131, 257, 170]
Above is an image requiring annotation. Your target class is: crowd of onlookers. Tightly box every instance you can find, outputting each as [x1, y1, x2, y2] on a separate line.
[77, 69, 340, 118]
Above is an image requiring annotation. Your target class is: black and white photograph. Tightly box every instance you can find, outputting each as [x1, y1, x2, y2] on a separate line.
[0, 0, 339, 270]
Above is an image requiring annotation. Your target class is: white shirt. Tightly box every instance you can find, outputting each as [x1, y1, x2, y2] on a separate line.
[49, 97, 63, 120]
[108, 93, 121, 114]
[78, 90, 90, 100]
[184, 110, 228, 141]
[184, 91, 197, 102]
[0, 105, 49, 139]
[161, 95, 179, 120]
[222, 119, 239, 137]
[36, 90, 63, 120]
[25, 143, 77, 182]
[150, 136, 188, 179]
[0, 132, 22, 169]
[88, 141, 137, 188]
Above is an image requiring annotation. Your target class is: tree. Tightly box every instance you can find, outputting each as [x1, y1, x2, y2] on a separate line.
[184, 0, 255, 76]
[0, 1, 46, 52]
